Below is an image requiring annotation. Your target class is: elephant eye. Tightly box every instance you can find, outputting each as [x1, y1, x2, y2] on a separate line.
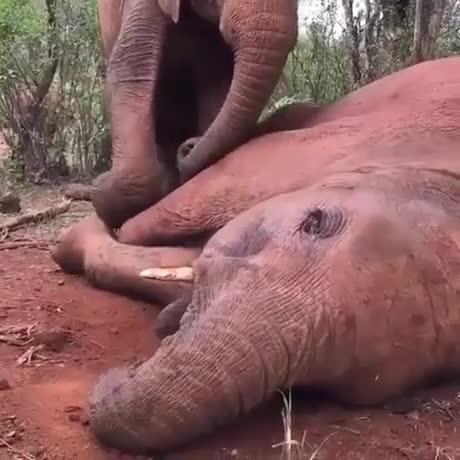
[300, 207, 345, 239]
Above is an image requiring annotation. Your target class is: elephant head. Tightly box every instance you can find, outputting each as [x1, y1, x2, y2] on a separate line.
[87, 166, 459, 454]
[92, 0, 298, 229]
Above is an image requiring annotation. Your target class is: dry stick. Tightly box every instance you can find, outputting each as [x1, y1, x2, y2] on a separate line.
[0, 436, 36, 460]
[0, 200, 71, 232]
[17, 344, 46, 365]
[0, 334, 25, 346]
[0, 241, 50, 251]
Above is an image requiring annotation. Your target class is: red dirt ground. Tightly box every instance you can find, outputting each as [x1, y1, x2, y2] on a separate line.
[1, 188, 460, 460]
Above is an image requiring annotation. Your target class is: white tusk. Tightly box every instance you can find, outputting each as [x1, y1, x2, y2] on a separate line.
[140, 266, 194, 282]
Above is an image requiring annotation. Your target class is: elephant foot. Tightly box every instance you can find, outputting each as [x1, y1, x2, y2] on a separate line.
[52, 214, 202, 306]
[52, 215, 112, 275]
[91, 168, 170, 230]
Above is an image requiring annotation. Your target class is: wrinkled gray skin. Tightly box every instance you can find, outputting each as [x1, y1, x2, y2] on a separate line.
[93, 0, 298, 229]
[52, 57, 460, 455]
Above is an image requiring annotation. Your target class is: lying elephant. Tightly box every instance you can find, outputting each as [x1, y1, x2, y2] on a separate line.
[94, 0, 298, 229]
[52, 56, 460, 455]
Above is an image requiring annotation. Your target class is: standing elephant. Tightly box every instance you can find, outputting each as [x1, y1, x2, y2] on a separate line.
[93, 0, 299, 228]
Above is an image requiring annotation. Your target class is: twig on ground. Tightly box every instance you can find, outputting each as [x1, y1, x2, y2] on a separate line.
[0, 335, 24, 346]
[0, 323, 37, 349]
[330, 425, 361, 435]
[430, 399, 455, 422]
[0, 323, 37, 336]
[0, 200, 71, 232]
[0, 228, 9, 242]
[17, 344, 46, 365]
[0, 436, 36, 460]
[308, 432, 337, 460]
[0, 241, 50, 251]
[90, 339, 105, 350]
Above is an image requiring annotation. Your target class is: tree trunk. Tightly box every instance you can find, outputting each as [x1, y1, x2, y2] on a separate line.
[412, 0, 424, 63]
[15, 0, 59, 181]
[411, 0, 447, 64]
[342, 0, 362, 86]
[364, 0, 381, 82]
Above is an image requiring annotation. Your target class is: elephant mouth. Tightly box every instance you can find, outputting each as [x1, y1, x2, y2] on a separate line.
[140, 266, 194, 282]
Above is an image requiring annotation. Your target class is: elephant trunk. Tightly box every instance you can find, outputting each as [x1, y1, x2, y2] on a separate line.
[88, 307, 291, 454]
[180, 10, 298, 180]
[92, 0, 168, 229]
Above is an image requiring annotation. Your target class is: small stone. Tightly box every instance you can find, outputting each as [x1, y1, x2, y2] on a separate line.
[64, 405, 82, 413]
[0, 192, 21, 214]
[5, 429, 20, 440]
[0, 369, 12, 390]
[57, 279, 65, 286]
[31, 447, 46, 456]
[68, 413, 80, 423]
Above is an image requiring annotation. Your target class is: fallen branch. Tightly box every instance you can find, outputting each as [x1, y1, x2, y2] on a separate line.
[0, 323, 37, 337]
[0, 229, 8, 242]
[0, 241, 50, 251]
[0, 200, 71, 232]
[17, 344, 46, 365]
[0, 334, 24, 346]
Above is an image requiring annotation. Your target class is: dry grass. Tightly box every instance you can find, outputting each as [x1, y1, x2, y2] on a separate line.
[273, 389, 336, 460]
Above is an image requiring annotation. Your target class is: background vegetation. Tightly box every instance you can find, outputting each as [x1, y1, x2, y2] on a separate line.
[0, 0, 458, 185]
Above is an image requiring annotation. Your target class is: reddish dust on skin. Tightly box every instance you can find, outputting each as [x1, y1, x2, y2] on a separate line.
[1, 249, 460, 460]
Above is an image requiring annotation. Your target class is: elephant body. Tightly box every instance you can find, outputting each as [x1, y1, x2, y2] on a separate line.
[93, 0, 298, 228]
[52, 56, 460, 455]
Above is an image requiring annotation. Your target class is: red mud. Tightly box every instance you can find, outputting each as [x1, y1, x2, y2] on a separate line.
[1, 248, 460, 459]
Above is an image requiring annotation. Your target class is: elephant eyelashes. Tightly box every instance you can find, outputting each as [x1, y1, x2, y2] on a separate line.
[300, 208, 345, 239]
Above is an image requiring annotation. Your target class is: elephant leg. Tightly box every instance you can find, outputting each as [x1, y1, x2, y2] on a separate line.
[92, 0, 172, 229]
[52, 215, 201, 306]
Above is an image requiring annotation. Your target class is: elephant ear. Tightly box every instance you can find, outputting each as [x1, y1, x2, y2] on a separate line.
[157, 0, 181, 23]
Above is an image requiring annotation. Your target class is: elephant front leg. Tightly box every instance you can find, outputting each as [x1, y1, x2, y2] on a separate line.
[51, 215, 200, 306]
